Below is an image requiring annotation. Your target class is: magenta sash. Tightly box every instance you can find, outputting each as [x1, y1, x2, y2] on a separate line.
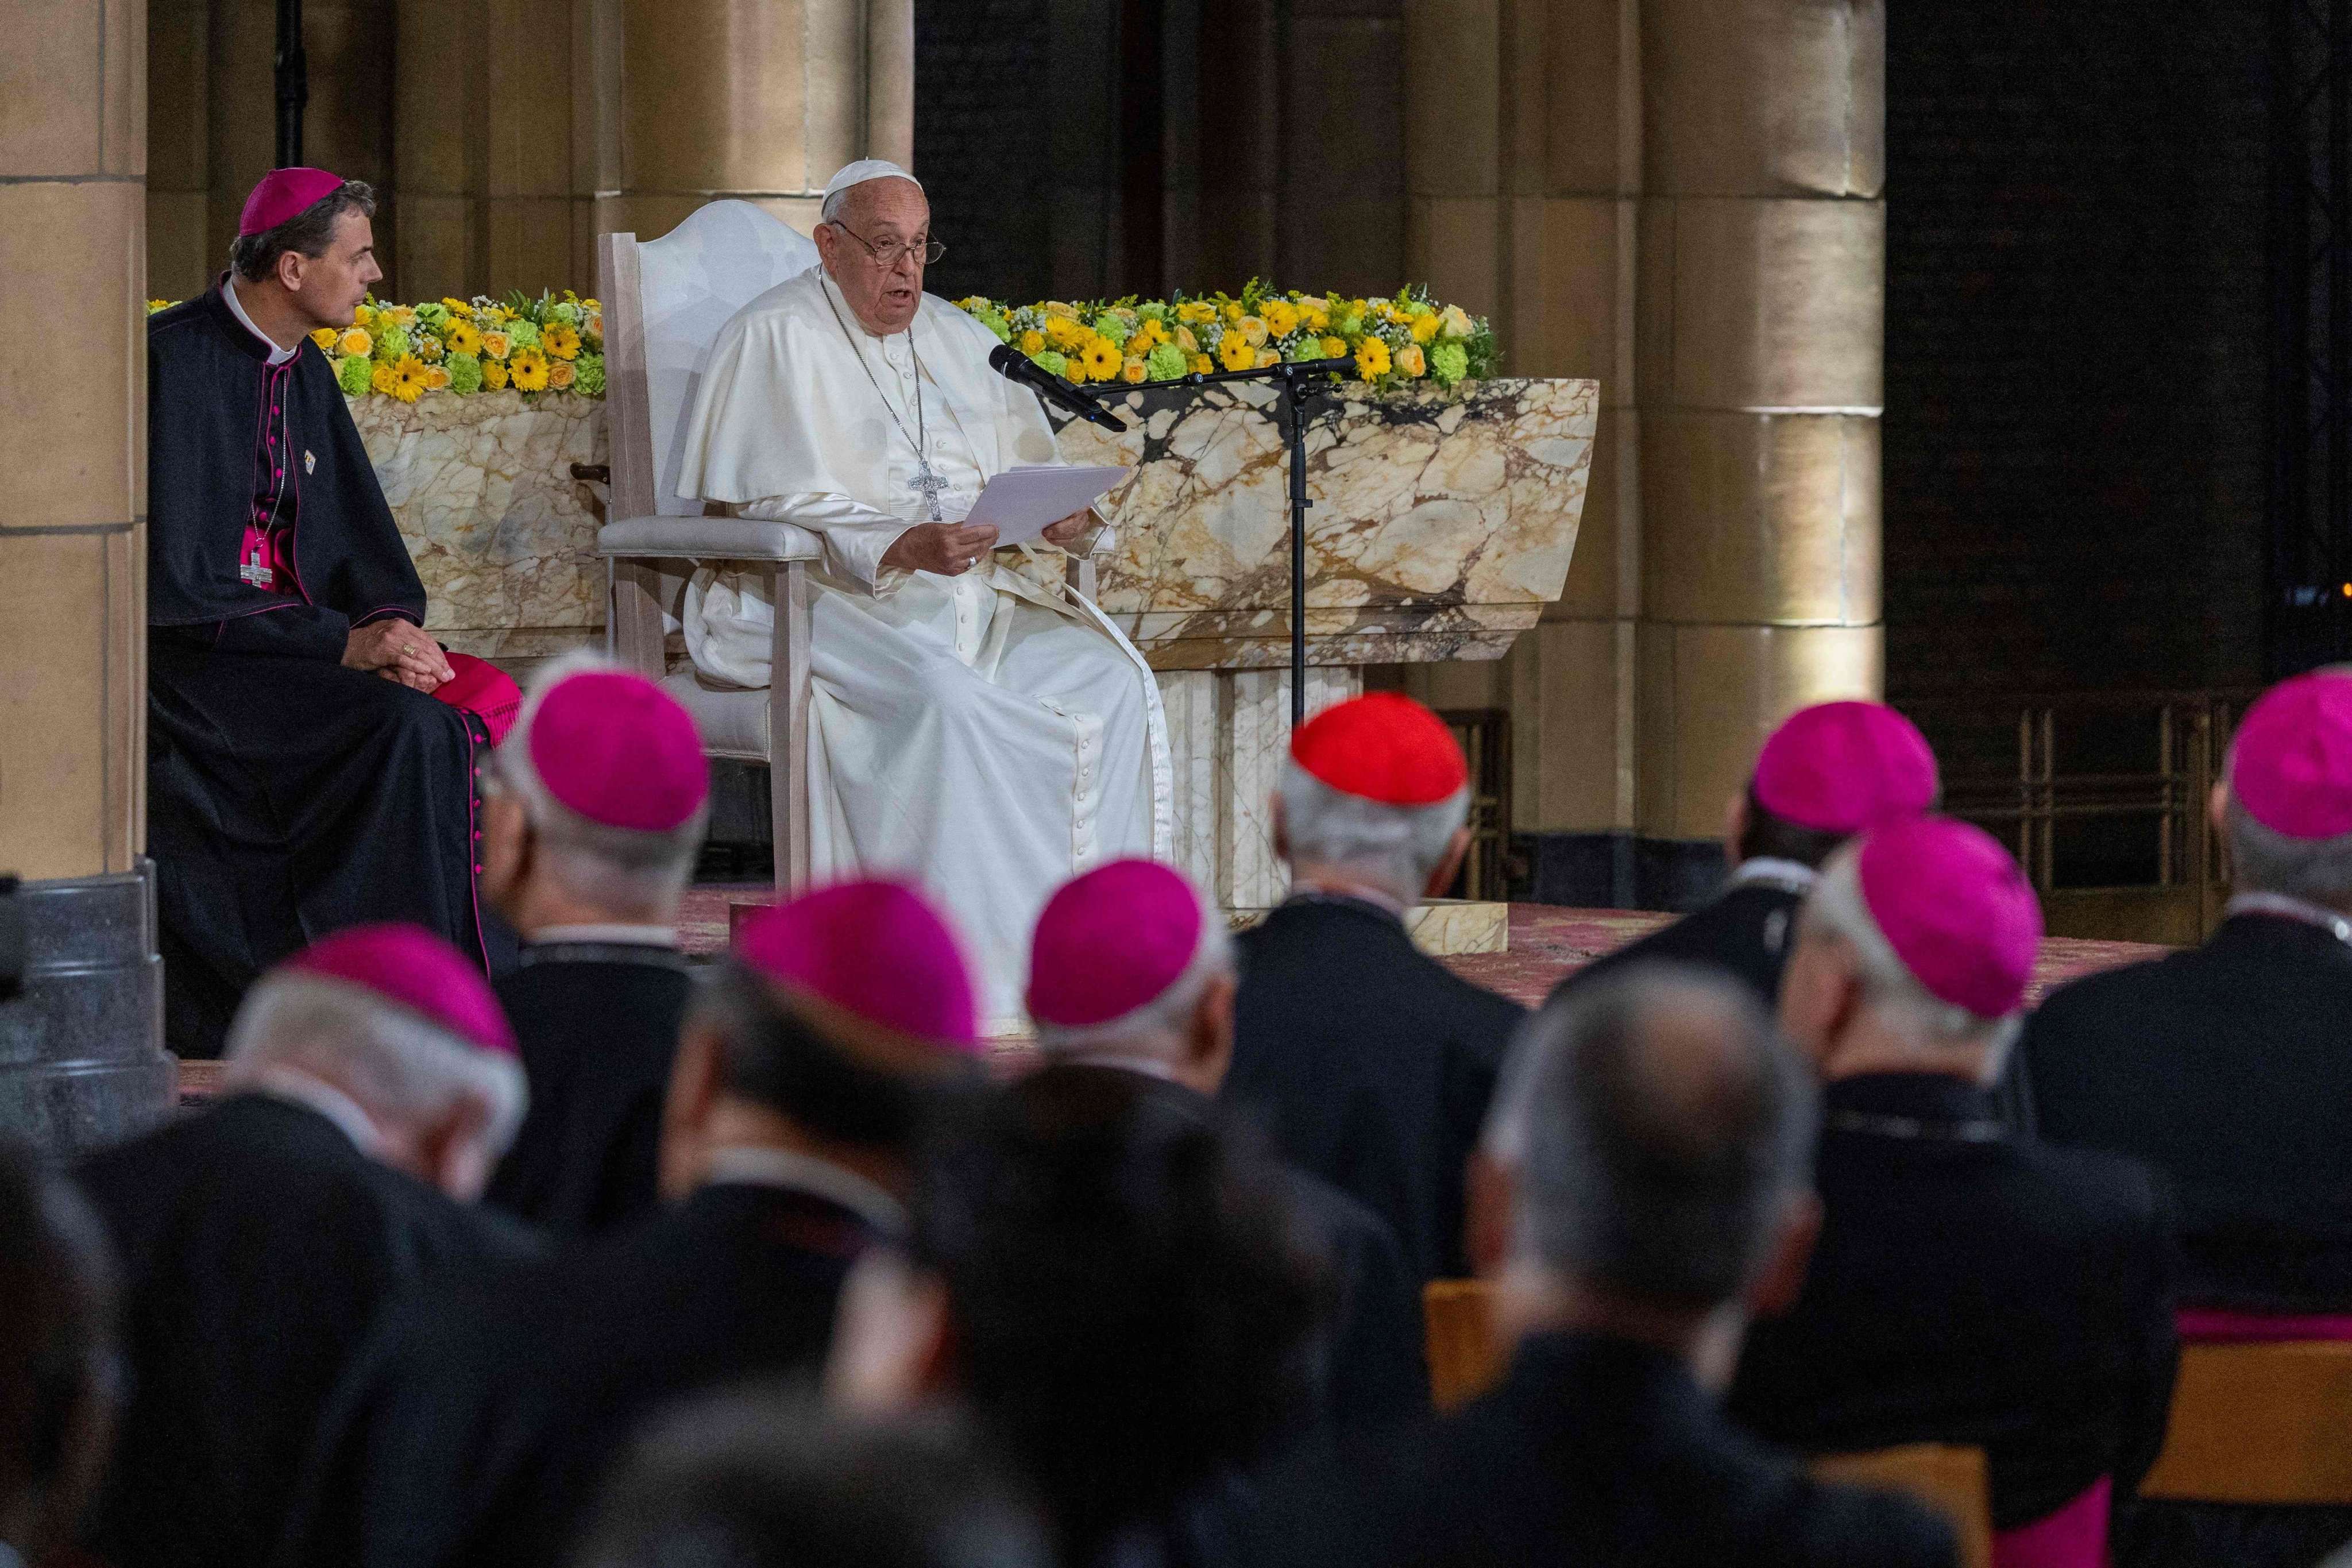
[433, 652, 523, 744]
[2177, 1308, 2352, 1342]
[1992, 1475, 2110, 1568]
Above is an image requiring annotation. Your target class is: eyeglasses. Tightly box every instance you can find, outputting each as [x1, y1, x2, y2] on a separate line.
[829, 221, 946, 269]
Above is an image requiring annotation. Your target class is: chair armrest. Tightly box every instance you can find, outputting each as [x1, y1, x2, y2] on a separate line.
[597, 515, 825, 562]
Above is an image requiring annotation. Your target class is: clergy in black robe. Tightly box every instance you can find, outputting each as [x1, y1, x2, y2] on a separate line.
[477, 661, 712, 1235]
[277, 881, 988, 1568]
[1547, 700, 1940, 1010]
[73, 929, 535, 1568]
[146, 172, 511, 1057]
[1244, 964, 1956, 1568]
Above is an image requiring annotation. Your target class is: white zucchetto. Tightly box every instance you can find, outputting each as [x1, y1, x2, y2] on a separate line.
[820, 160, 922, 224]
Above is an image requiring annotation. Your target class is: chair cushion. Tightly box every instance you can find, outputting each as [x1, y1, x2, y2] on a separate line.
[598, 515, 825, 562]
[658, 671, 771, 762]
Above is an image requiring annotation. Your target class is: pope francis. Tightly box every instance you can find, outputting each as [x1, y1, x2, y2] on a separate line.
[673, 160, 1172, 1032]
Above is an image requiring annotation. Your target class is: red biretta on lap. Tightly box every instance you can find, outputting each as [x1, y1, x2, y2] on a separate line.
[1289, 693, 1468, 805]
[2229, 671, 2352, 840]
[1753, 701, 1940, 835]
[1855, 816, 2043, 1019]
[1027, 859, 1210, 1029]
[733, 880, 983, 1052]
[284, 922, 517, 1055]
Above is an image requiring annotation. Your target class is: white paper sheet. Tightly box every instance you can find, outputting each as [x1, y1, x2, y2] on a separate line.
[964, 465, 1129, 547]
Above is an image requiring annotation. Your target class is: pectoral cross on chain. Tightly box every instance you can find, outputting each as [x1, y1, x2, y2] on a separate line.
[911, 459, 948, 523]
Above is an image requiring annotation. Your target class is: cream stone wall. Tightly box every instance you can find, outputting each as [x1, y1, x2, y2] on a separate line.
[0, 0, 148, 879]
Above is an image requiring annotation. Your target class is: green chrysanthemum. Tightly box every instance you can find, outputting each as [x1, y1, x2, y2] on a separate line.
[371, 325, 411, 364]
[1428, 340, 1469, 388]
[414, 303, 449, 330]
[505, 318, 542, 351]
[1145, 342, 1187, 381]
[446, 352, 484, 395]
[336, 353, 375, 396]
[573, 353, 605, 397]
[547, 301, 581, 326]
[1031, 350, 1069, 379]
[1091, 314, 1132, 349]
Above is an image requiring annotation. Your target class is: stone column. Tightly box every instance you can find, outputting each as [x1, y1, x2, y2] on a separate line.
[0, 0, 174, 1151]
[1633, 0, 1883, 883]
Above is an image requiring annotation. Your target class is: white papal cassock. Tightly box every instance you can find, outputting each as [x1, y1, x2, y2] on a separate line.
[673, 265, 1172, 1031]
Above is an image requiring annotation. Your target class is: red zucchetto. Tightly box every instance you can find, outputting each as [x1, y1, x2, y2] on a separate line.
[238, 167, 350, 237]
[1289, 693, 1468, 806]
[283, 923, 517, 1056]
[1855, 817, 2042, 1020]
[1752, 701, 1940, 835]
[1027, 859, 1210, 1030]
[2229, 672, 2352, 841]
[734, 880, 980, 1052]
[520, 667, 709, 832]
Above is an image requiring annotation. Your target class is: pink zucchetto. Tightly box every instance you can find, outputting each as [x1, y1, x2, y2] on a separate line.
[237, 167, 349, 237]
[734, 880, 980, 1052]
[282, 923, 516, 1056]
[1028, 860, 1208, 1030]
[1856, 817, 2043, 1019]
[522, 668, 709, 832]
[2229, 673, 2352, 841]
[1753, 701, 1940, 835]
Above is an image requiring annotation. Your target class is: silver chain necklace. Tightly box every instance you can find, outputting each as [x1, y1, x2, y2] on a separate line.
[821, 280, 947, 522]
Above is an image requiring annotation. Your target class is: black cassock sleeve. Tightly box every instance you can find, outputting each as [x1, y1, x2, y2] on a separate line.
[167, 605, 356, 662]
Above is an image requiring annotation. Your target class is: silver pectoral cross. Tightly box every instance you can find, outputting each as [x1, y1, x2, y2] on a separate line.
[912, 459, 948, 523]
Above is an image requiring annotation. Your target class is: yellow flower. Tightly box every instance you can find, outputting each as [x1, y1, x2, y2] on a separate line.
[425, 364, 453, 390]
[1045, 316, 1087, 352]
[581, 298, 600, 312]
[1410, 311, 1440, 344]
[147, 298, 171, 312]
[548, 358, 577, 391]
[1354, 335, 1392, 380]
[1189, 353, 1214, 375]
[1295, 295, 1328, 314]
[1044, 301, 1080, 320]
[482, 356, 511, 391]
[353, 305, 378, 331]
[1399, 342, 1427, 377]
[413, 331, 445, 362]
[310, 327, 339, 352]
[1175, 325, 1200, 354]
[543, 324, 581, 361]
[441, 297, 475, 318]
[1080, 337, 1121, 380]
[1254, 347, 1281, 369]
[384, 304, 418, 329]
[509, 346, 551, 393]
[1122, 355, 1149, 384]
[445, 319, 483, 356]
[1301, 304, 1330, 333]
[1263, 300, 1300, 338]
[584, 309, 603, 341]
[369, 363, 397, 396]
[1019, 328, 1046, 356]
[387, 355, 429, 403]
[1218, 333, 1256, 373]
[1239, 315, 1268, 347]
[1438, 304, 1475, 338]
[339, 327, 374, 358]
[1131, 318, 1166, 351]
[1319, 335, 1347, 359]
[1176, 301, 1215, 325]
[1222, 301, 1243, 323]
[480, 330, 512, 361]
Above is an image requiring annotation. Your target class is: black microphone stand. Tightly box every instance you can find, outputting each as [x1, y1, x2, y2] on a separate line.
[1060, 355, 1353, 725]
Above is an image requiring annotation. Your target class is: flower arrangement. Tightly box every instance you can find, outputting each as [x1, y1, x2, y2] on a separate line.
[955, 282, 1497, 394]
[146, 289, 605, 403]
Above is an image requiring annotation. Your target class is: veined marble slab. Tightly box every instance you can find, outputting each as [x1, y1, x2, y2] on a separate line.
[352, 391, 609, 663]
[1059, 376, 1597, 670]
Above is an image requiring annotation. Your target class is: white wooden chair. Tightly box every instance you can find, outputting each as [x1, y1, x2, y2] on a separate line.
[594, 201, 827, 889]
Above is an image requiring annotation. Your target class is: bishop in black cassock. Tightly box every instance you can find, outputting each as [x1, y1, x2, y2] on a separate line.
[146, 169, 515, 1057]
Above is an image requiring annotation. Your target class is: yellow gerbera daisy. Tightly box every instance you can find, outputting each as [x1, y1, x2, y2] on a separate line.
[543, 324, 581, 361]
[339, 327, 374, 358]
[1122, 356, 1149, 384]
[369, 363, 397, 396]
[548, 359, 577, 391]
[310, 327, 339, 352]
[1222, 301, 1243, 323]
[1080, 338, 1121, 380]
[387, 355, 430, 404]
[1263, 300, 1300, 338]
[445, 319, 483, 356]
[480, 330, 512, 361]
[441, 297, 475, 318]
[353, 306, 378, 331]
[1131, 318, 1165, 351]
[509, 346, 550, 393]
[1019, 329, 1046, 356]
[1045, 316, 1087, 352]
[1354, 336, 1392, 380]
[1320, 335, 1347, 360]
[1301, 305, 1330, 333]
[1218, 333, 1256, 373]
[482, 356, 511, 391]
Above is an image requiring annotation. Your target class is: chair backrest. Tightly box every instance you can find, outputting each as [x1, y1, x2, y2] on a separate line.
[2139, 1339, 2352, 1503]
[1423, 1278, 1504, 1412]
[1813, 1444, 1992, 1568]
[597, 200, 818, 525]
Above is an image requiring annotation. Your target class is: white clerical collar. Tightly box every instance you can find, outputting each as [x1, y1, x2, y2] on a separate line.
[2226, 891, 2352, 948]
[527, 922, 679, 949]
[238, 1065, 382, 1154]
[222, 276, 300, 365]
[702, 1145, 908, 1237]
[1727, 858, 1821, 898]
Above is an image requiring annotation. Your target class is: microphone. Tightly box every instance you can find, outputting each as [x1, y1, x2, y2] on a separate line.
[990, 343, 1131, 433]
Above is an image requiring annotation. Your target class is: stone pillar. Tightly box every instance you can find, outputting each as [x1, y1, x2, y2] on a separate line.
[1633, 0, 1883, 883]
[0, 0, 175, 1150]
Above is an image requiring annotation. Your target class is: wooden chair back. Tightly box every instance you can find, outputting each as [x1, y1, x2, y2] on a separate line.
[2139, 1339, 2352, 1503]
[1424, 1278, 1505, 1412]
[1813, 1444, 1992, 1568]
